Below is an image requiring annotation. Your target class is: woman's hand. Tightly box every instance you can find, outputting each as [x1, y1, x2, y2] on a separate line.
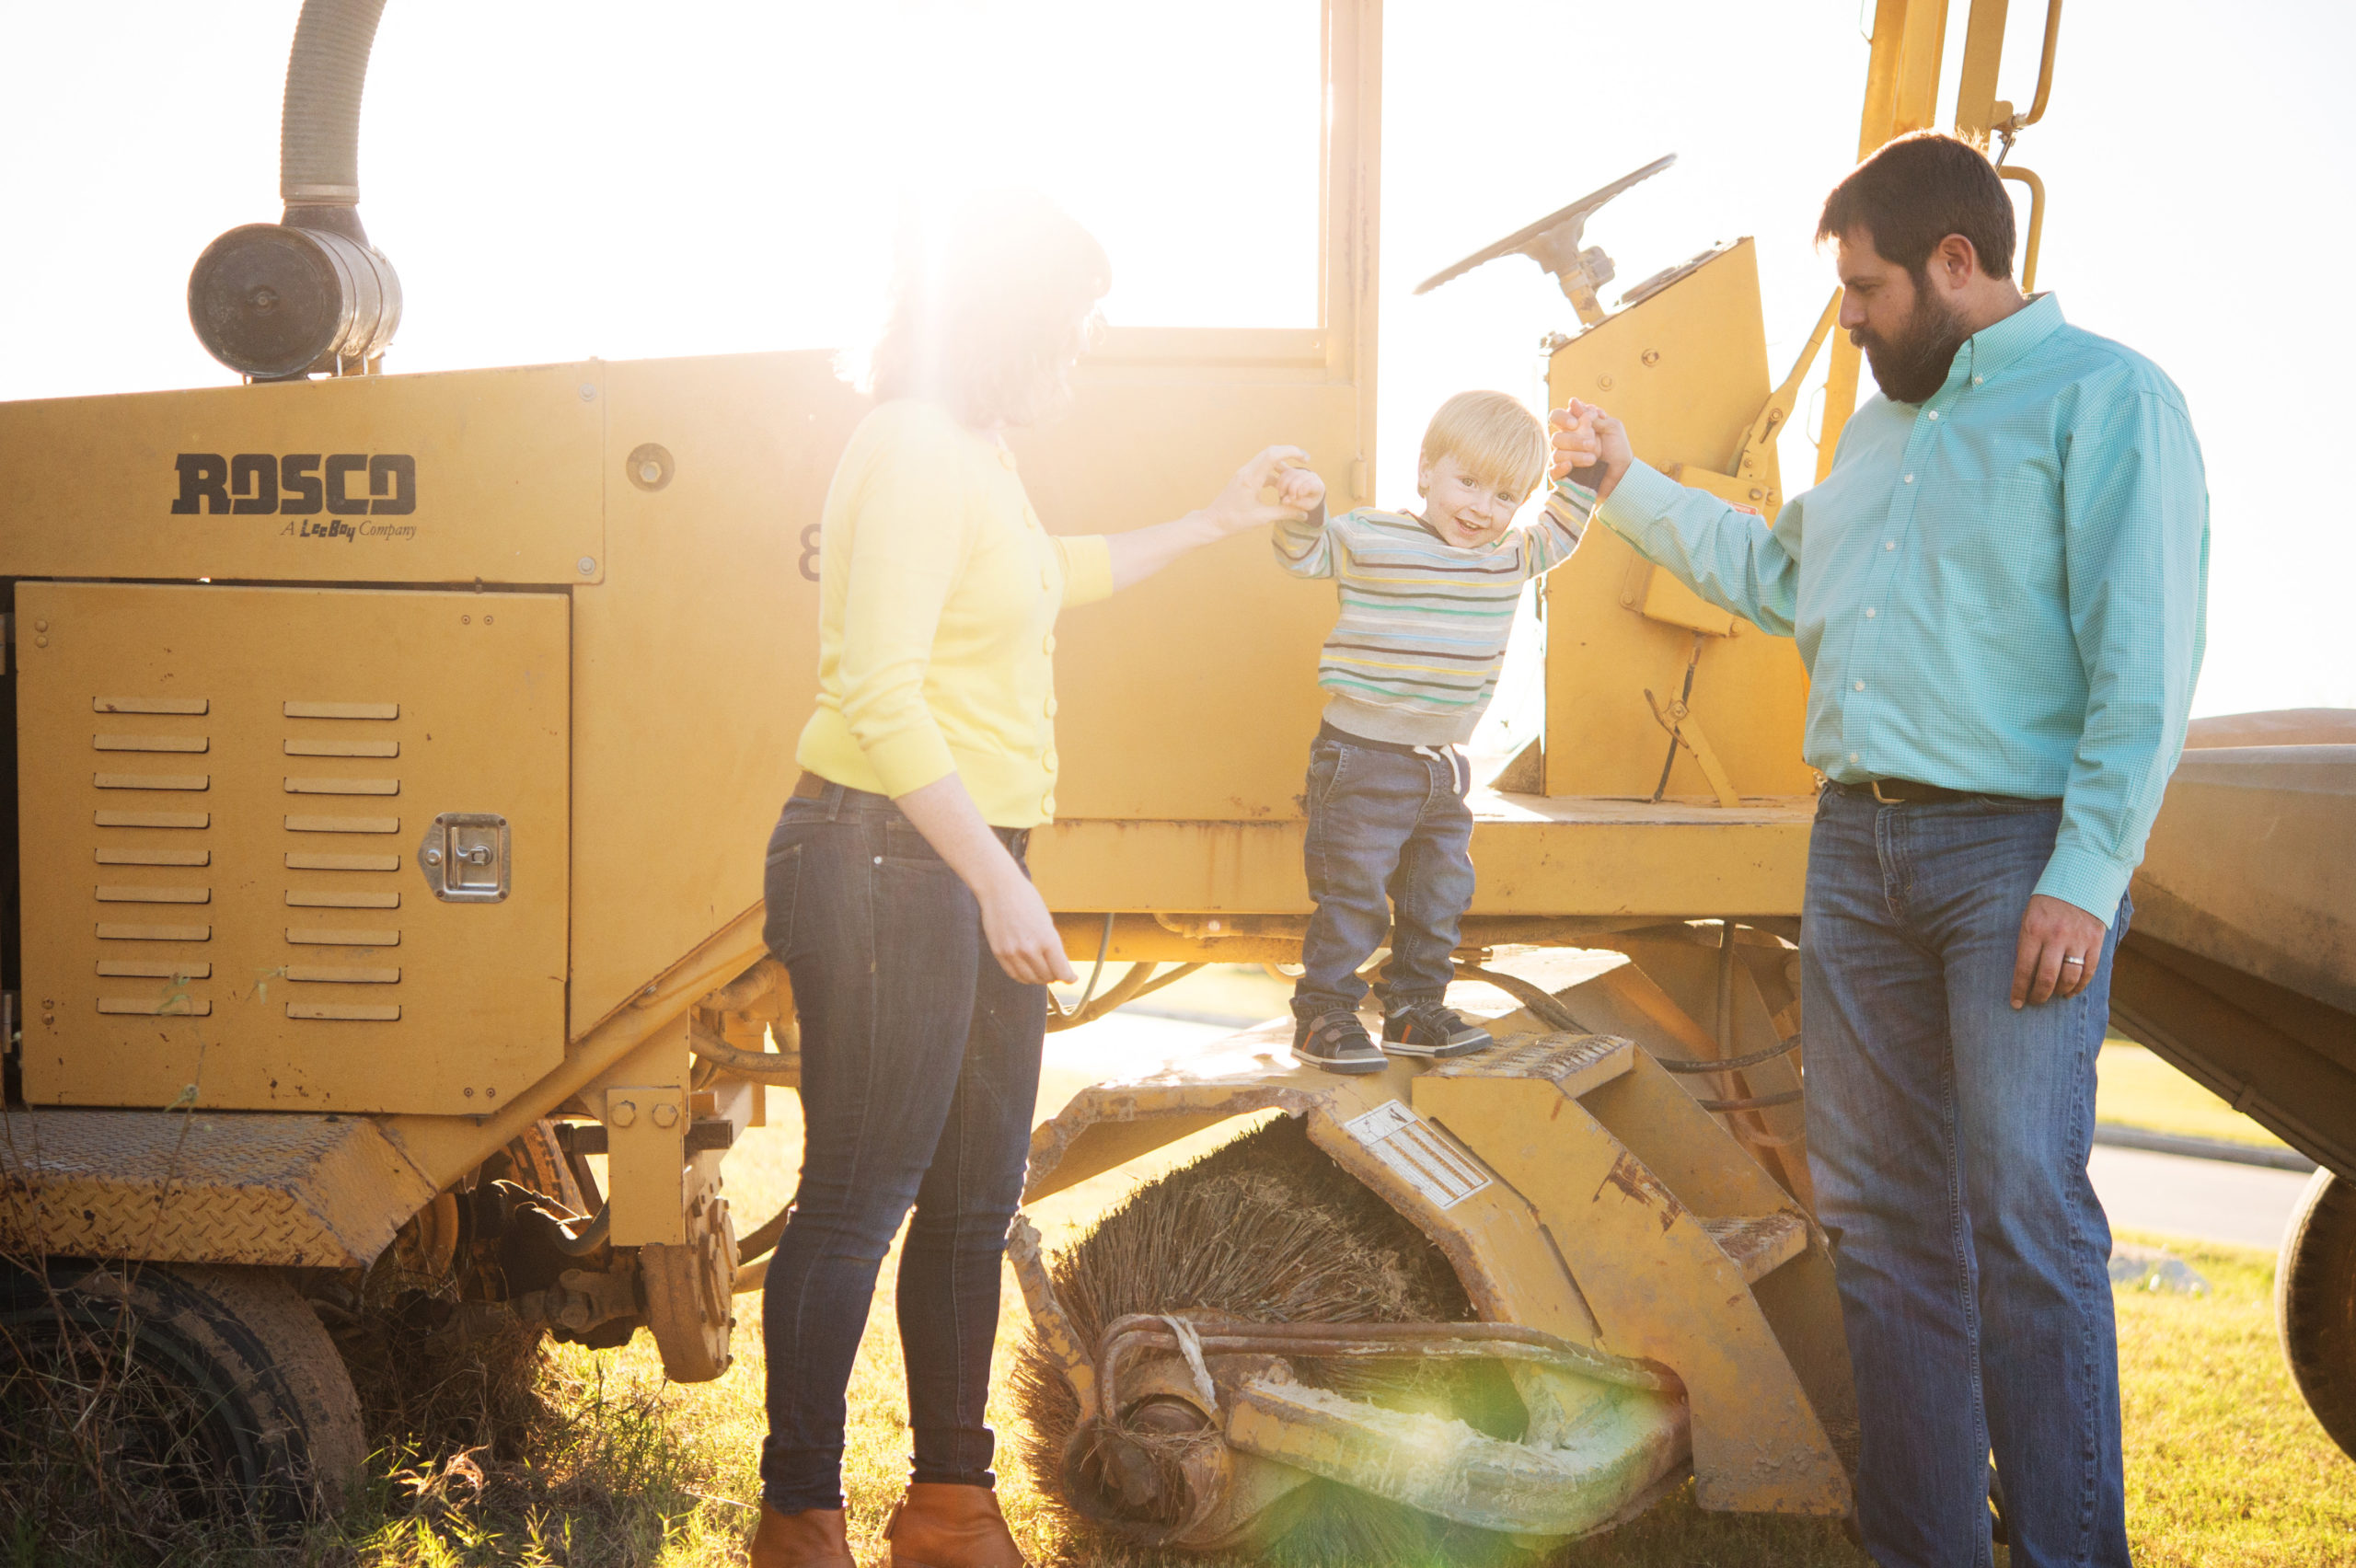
[1203, 444, 1314, 537]
[892, 773, 1079, 986]
[1276, 463, 1326, 514]
[975, 864, 1080, 986]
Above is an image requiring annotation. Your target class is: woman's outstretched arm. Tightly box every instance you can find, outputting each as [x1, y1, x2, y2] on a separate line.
[1102, 444, 1314, 590]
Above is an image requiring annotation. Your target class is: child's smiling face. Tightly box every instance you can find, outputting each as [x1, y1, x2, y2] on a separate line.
[1416, 454, 1529, 548]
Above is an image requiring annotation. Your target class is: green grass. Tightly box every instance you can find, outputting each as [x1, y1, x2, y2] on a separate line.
[2098, 1040, 2293, 1149]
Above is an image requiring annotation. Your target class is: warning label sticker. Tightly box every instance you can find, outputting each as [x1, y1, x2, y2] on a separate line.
[1341, 1100, 1493, 1211]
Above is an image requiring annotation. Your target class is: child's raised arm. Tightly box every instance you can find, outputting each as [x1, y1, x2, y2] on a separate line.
[1270, 463, 1339, 578]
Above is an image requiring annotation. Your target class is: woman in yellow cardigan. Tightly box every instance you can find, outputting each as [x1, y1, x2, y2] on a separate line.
[749, 194, 1308, 1568]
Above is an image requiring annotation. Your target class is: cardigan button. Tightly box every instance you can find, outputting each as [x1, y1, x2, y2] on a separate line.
[1042, 632, 1057, 654]
[1044, 696, 1058, 717]
[1041, 792, 1057, 815]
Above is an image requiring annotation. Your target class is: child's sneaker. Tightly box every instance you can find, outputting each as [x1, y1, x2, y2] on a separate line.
[1381, 1000, 1493, 1059]
[1293, 1009, 1386, 1075]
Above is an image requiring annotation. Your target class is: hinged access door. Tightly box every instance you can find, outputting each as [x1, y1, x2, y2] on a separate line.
[17, 582, 568, 1114]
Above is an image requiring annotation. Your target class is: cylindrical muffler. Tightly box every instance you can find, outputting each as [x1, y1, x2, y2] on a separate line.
[188, 222, 402, 380]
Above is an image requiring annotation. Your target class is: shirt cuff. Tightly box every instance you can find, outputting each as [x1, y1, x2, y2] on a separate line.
[860, 723, 960, 800]
[2032, 845, 2133, 928]
[1057, 535, 1115, 607]
[1594, 458, 1686, 538]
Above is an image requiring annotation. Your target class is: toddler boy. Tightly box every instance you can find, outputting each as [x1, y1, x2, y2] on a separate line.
[1271, 391, 1599, 1073]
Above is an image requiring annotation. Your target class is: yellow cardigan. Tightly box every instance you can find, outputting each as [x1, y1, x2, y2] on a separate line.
[795, 399, 1113, 827]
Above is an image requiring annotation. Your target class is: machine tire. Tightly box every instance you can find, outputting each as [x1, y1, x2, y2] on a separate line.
[2278, 1167, 2356, 1459]
[0, 1260, 365, 1538]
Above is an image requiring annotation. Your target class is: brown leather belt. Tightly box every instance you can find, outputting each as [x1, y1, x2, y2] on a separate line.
[1835, 778, 2057, 806]
[791, 769, 832, 800]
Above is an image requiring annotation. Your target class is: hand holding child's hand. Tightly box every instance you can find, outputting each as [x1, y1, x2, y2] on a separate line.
[1276, 464, 1325, 513]
[1549, 400, 1634, 502]
[1204, 445, 1315, 537]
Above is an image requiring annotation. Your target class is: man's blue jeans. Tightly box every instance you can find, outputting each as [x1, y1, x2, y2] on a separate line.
[755, 780, 1044, 1513]
[1294, 725, 1476, 1019]
[1805, 786, 2132, 1568]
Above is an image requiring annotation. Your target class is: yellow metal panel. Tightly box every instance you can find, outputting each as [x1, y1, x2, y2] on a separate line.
[1416, 1066, 1849, 1514]
[1028, 795, 1811, 917]
[1541, 243, 1814, 802]
[0, 363, 602, 584]
[17, 582, 567, 1113]
[0, 1109, 439, 1268]
[565, 351, 864, 1034]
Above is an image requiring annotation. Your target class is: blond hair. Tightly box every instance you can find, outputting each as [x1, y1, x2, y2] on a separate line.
[1418, 391, 1547, 498]
[867, 190, 1112, 430]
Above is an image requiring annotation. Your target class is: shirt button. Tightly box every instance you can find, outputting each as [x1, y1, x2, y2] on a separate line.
[1043, 749, 1059, 771]
[1972, 375, 1984, 386]
[1042, 632, 1057, 655]
[1850, 752, 1860, 765]
[1865, 607, 1877, 618]
[1854, 680, 1866, 692]
[1885, 541, 1897, 551]
[1903, 474, 1915, 483]
[1925, 410, 1939, 421]
[1044, 696, 1058, 717]
[1041, 792, 1057, 815]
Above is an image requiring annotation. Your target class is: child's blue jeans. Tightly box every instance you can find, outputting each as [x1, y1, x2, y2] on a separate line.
[1293, 723, 1475, 1020]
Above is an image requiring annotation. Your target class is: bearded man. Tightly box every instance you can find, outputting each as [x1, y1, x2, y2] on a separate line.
[1552, 132, 2208, 1567]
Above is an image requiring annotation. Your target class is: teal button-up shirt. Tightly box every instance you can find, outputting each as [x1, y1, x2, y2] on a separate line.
[1586, 293, 2210, 924]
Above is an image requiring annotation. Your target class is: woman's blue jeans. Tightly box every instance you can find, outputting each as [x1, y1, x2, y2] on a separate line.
[1804, 786, 2132, 1568]
[756, 781, 1044, 1513]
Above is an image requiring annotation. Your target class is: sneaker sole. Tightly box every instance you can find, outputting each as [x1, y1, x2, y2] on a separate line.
[1294, 1051, 1388, 1075]
[1380, 1036, 1492, 1059]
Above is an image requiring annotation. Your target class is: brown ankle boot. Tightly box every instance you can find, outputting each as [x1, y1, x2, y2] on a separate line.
[747, 1504, 854, 1568]
[884, 1482, 1026, 1568]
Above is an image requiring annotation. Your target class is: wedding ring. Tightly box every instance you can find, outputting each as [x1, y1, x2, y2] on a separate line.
[2062, 955, 2085, 968]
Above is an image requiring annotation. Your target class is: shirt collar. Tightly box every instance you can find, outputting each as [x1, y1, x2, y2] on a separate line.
[1947, 290, 2064, 391]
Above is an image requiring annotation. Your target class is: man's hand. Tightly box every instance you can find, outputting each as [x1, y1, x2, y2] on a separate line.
[1276, 463, 1325, 514]
[1204, 444, 1314, 537]
[2009, 894, 2108, 1009]
[1549, 401, 1634, 502]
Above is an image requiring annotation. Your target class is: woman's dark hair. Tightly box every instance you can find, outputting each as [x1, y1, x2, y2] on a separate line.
[1817, 131, 2016, 281]
[866, 190, 1112, 430]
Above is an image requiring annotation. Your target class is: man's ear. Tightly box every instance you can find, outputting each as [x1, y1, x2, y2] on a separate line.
[1934, 233, 1981, 293]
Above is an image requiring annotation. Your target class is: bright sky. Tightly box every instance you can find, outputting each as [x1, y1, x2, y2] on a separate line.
[5, 0, 2350, 720]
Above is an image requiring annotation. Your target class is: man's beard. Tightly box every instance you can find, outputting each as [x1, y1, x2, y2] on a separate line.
[1854, 281, 1970, 405]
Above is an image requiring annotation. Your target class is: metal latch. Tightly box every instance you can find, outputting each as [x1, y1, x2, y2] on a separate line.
[418, 813, 511, 903]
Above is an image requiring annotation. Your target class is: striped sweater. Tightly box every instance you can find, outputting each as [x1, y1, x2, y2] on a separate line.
[1274, 478, 1599, 745]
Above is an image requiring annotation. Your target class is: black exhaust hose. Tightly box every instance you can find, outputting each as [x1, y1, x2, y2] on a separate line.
[278, 0, 389, 243]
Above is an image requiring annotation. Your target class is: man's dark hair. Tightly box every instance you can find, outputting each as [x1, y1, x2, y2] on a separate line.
[1818, 132, 2016, 280]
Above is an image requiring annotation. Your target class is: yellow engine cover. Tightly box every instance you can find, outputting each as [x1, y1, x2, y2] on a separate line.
[17, 582, 569, 1114]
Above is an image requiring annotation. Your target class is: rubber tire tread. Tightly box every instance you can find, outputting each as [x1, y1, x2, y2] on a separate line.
[3, 1261, 365, 1516]
[2277, 1168, 2356, 1460]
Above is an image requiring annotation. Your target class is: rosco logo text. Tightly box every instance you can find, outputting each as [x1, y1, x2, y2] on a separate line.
[172, 453, 416, 518]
